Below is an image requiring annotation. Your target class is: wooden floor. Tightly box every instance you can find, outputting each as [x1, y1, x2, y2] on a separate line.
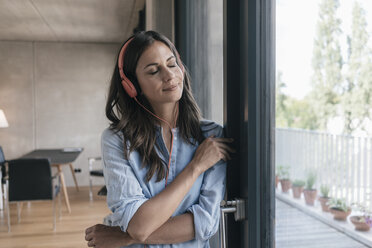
[0, 186, 110, 248]
[276, 199, 369, 248]
[3, 186, 370, 248]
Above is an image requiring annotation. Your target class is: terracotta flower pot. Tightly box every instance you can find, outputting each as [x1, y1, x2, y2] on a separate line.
[318, 196, 330, 212]
[330, 208, 351, 221]
[303, 189, 317, 206]
[350, 216, 371, 231]
[280, 179, 291, 193]
[292, 186, 303, 199]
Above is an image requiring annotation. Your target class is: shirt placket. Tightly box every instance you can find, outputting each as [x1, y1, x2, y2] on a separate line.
[169, 130, 178, 182]
[158, 127, 178, 184]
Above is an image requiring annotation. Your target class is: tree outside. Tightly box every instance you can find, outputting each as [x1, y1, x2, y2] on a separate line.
[276, 0, 372, 136]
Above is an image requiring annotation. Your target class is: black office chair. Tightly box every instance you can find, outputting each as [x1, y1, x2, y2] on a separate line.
[5, 158, 61, 232]
[88, 157, 106, 201]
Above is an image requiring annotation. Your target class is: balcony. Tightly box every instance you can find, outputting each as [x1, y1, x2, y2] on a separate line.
[276, 128, 372, 248]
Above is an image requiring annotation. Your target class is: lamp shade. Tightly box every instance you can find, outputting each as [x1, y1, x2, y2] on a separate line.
[0, 109, 9, 128]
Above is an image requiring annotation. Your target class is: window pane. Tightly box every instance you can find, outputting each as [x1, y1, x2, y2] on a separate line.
[276, 0, 372, 247]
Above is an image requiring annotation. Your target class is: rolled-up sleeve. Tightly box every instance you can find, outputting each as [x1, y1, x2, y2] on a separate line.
[187, 161, 226, 241]
[101, 128, 148, 232]
[187, 123, 227, 241]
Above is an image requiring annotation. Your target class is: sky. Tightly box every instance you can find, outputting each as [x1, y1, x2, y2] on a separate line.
[276, 0, 372, 99]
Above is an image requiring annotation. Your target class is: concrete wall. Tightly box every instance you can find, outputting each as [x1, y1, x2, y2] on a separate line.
[146, 0, 174, 42]
[176, 0, 224, 125]
[0, 41, 121, 187]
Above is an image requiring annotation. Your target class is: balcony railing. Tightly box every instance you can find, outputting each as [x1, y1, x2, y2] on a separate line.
[276, 128, 372, 208]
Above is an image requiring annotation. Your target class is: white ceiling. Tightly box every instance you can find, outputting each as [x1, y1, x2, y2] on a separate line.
[0, 0, 145, 43]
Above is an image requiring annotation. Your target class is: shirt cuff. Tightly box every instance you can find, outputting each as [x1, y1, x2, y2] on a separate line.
[108, 198, 148, 232]
[187, 204, 220, 241]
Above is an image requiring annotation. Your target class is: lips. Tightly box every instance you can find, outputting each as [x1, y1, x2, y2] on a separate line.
[163, 85, 178, 91]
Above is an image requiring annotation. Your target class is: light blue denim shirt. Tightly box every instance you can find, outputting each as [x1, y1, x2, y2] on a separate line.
[102, 120, 226, 248]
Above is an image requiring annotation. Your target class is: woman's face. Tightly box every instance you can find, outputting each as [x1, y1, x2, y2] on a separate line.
[135, 41, 184, 109]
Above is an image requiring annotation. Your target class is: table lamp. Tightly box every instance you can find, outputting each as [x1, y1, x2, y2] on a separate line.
[0, 110, 8, 128]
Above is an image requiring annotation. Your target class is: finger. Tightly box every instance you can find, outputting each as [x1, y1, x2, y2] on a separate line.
[85, 226, 93, 235]
[85, 232, 93, 241]
[87, 240, 95, 247]
[216, 143, 236, 153]
[220, 150, 232, 161]
[213, 137, 234, 143]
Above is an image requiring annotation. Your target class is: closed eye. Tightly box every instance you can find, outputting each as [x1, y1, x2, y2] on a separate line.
[148, 64, 177, 75]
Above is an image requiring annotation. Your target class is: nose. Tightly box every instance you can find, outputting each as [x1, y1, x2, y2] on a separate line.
[162, 66, 176, 82]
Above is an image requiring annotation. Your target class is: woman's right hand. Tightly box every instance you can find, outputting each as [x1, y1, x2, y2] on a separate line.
[191, 135, 235, 174]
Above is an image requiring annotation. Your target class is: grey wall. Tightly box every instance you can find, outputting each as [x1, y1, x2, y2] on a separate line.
[146, 0, 174, 42]
[0, 41, 121, 187]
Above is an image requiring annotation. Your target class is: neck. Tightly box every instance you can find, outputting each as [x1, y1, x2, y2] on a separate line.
[152, 102, 178, 129]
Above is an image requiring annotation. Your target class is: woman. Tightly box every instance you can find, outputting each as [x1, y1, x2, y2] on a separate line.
[85, 30, 234, 248]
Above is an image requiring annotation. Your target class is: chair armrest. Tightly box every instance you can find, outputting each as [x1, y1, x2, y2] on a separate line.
[88, 157, 102, 172]
[88, 157, 102, 162]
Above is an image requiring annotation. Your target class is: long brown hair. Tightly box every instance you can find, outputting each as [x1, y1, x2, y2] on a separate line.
[106, 31, 204, 182]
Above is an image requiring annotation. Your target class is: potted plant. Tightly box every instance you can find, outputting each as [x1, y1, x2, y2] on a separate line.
[349, 203, 372, 231]
[328, 198, 351, 221]
[275, 166, 279, 188]
[303, 171, 317, 206]
[291, 179, 305, 199]
[277, 165, 291, 193]
[318, 184, 330, 212]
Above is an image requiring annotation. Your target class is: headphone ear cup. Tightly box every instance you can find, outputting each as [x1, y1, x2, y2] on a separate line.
[121, 78, 137, 98]
[118, 37, 138, 98]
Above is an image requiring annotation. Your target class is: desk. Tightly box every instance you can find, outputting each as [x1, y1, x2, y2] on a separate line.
[21, 148, 83, 213]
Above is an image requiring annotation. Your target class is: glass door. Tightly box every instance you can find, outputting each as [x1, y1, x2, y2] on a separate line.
[275, 1, 372, 247]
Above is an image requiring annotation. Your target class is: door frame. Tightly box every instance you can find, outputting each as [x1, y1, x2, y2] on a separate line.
[224, 0, 275, 247]
[175, 0, 276, 246]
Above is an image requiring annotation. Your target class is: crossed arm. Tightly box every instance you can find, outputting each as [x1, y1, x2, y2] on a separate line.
[85, 156, 203, 247]
[85, 129, 231, 247]
[85, 212, 194, 247]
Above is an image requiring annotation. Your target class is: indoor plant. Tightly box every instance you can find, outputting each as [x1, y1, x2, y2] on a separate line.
[350, 203, 372, 231]
[327, 198, 351, 221]
[303, 171, 317, 206]
[277, 165, 291, 193]
[291, 179, 305, 199]
[318, 184, 330, 212]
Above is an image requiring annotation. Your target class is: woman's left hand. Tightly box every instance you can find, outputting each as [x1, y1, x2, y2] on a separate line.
[85, 224, 135, 248]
